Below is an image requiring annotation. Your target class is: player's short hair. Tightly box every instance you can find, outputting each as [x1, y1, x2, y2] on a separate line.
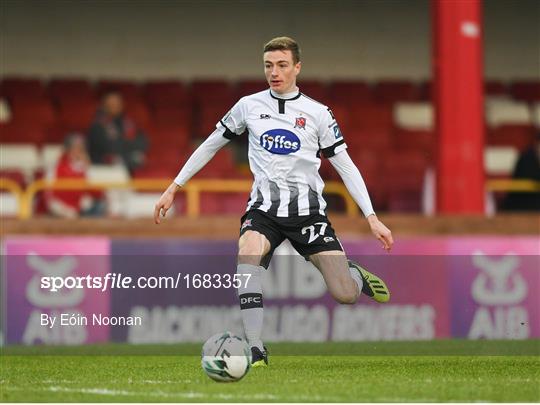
[263, 37, 301, 64]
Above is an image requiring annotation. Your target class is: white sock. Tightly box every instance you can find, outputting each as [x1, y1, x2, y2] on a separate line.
[349, 266, 364, 297]
[237, 263, 264, 350]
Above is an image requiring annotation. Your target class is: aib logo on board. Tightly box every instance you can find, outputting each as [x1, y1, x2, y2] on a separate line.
[260, 129, 301, 155]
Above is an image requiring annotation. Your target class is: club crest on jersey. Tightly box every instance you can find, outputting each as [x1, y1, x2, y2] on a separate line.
[260, 129, 301, 155]
[294, 116, 307, 129]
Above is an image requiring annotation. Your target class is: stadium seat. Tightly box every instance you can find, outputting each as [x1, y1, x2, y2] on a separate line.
[349, 103, 393, 131]
[10, 99, 57, 129]
[392, 128, 435, 160]
[298, 80, 327, 103]
[394, 102, 434, 130]
[0, 144, 40, 181]
[0, 77, 46, 102]
[0, 192, 18, 217]
[485, 81, 508, 97]
[510, 81, 540, 103]
[48, 79, 95, 103]
[144, 80, 191, 108]
[97, 80, 142, 103]
[373, 80, 422, 104]
[487, 124, 536, 150]
[40, 144, 64, 170]
[124, 100, 151, 129]
[485, 99, 532, 127]
[196, 104, 229, 138]
[191, 146, 239, 178]
[200, 192, 249, 215]
[125, 192, 173, 218]
[484, 146, 519, 176]
[383, 150, 429, 212]
[328, 81, 372, 106]
[235, 80, 268, 98]
[0, 122, 48, 144]
[151, 106, 192, 129]
[348, 149, 385, 209]
[191, 80, 234, 105]
[57, 99, 98, 131]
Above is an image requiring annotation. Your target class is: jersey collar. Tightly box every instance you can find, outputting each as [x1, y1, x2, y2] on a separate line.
[269, 88, 301, 101]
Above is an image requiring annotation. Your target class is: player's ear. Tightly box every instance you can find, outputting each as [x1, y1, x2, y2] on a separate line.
[295, 61, 302, 75]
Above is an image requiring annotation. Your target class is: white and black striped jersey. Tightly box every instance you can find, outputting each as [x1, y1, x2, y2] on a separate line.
[218, 88, 347, 217]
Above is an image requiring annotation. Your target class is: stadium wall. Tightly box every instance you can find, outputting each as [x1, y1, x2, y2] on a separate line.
[1, 0, 538, 80]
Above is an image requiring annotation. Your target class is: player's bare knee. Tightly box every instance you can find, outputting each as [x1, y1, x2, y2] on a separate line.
[331, 281, 358, 304]
[238, 232, 269, 265]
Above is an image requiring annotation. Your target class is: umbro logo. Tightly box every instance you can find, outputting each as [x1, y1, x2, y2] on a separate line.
[260, 114, 271, 119]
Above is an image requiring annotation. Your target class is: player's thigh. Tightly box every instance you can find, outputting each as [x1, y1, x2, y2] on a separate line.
[310, 250, 357, 301]
[238, 230, 272, 264]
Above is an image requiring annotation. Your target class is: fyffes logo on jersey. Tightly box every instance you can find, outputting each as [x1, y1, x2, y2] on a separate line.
[260, 129, 301, 155]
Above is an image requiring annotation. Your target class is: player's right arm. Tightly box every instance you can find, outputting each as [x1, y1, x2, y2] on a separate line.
[154, 99, 247, 224]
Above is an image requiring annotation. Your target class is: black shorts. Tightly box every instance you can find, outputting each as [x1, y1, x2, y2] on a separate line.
[239, 209, 343, 268]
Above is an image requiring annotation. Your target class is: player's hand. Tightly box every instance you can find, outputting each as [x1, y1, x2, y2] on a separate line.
[367, 214, 393, 251]
[154, 183, 179, 224]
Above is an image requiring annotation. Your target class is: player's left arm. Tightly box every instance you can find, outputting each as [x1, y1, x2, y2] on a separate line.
[318, 108, 393, 251]
[328, 151, 393, 251]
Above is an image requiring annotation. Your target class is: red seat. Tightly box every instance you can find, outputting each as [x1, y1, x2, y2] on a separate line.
[0, 122, 47, 144]
[0, 169, 27, 187]
[510, 81, 540, 103]
[346, 128, 393, 152]
[196, 103, 230, 138]
[487, 124, 536, 150]
[193, 146, 238, 178]
[200, 192, 249, 215]
[349, 103, 393, 131]
[235, 80, 268, 98]
[373, 81, 421, 104]
[148, 125, 190, 150]
[144, 81, 190, 108]
[48, 79, 95, 103]
[348, 149, 385, 210]
[10, 99, 57, 128]
[485, 81, 508, 97]
[191, 80, 234, 105]
[97, 80, 142, 102]
[124, 100, 151, 129]
[328, 81, 372, 106]
[0, 77, 46, 102]
[298, 80, 327, 103]
[392, 128, 435, 161]
[57, 99, 97, 130]
[383, 150, 429, 212]
[151, 106, 192, 129]
[419, 81, 432, 101]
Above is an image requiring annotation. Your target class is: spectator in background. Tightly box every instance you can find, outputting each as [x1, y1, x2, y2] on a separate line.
[87, 91, 148, 173]
[46, 133, 105, 218]
[503, 132, 540, 211]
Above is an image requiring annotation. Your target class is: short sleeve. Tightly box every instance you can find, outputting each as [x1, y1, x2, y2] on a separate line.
[318, 108, 347, 158]
[218, 98, 247, 139]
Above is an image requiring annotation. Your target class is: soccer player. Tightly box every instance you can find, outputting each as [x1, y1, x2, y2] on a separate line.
[154, 37, 393, 367]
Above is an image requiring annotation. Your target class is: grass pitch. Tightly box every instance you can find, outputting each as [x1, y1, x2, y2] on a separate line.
[1, 340, 539, 402]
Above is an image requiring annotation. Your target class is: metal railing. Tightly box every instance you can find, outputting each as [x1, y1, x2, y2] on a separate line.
[15, 178, 359, 219]
[2, 177, 539, 219]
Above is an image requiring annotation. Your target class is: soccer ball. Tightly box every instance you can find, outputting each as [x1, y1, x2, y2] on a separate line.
[201, 331, 251, 382]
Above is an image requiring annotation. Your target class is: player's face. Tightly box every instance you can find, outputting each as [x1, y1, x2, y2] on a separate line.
[264, 50, 301, 94]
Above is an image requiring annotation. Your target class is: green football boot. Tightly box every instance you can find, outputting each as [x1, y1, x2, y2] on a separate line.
[251, 346, 268, 367]
[348, 260, 390, 303]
